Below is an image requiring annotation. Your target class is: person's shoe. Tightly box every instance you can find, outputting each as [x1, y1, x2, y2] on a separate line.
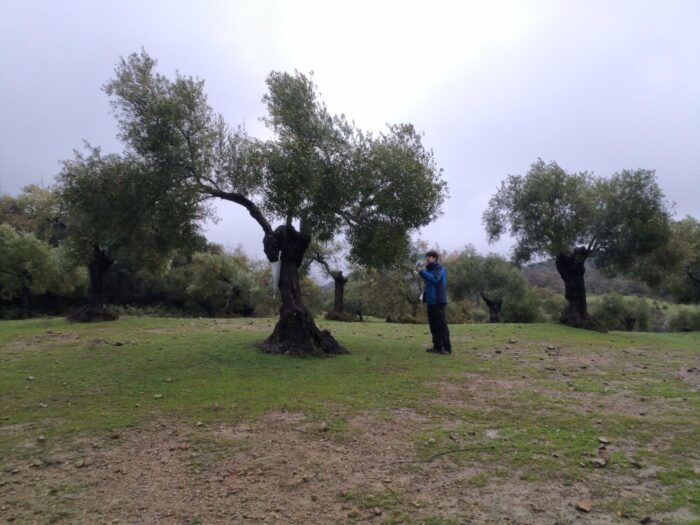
[439, 349, 452, 355]
[426, 347, 442, 353]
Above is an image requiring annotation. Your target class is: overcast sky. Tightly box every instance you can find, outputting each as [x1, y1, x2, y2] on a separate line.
[1, 0, 699, 262]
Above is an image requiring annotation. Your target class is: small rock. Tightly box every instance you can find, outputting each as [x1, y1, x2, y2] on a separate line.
[373, 507, 382, 516]
[427, 438, 436, 445]
[154, 393, 163, 399]
[508, 338, 518, 344]
[598, 436, 610, 445]
[27, 376, 35, 381]
[575, 500, 593, 512]
[591, 457, 607, 468]
[319, 421, 330, 432]
[196, 421, 204, 427]
[38, 403, 48, 408]
[547, 345, 556, 350]
[75, 460, 87, 468]
[165, 378, 172, 383]
[37, 435, 46, 443]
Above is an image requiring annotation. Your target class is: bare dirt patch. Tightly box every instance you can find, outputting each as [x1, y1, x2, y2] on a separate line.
[0, 408, 679, 524]
[0, 331, 82, 355]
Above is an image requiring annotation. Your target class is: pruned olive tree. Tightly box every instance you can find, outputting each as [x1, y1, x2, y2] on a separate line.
[483, 159, 671, 330]
[105, 51, 447, 355]
[447, 246, 530, 323]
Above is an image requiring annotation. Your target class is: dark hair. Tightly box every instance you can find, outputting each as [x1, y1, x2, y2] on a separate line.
[426, 250, 439, 260]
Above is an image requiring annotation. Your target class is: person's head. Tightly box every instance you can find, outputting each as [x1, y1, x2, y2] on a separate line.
[426, 250, 439, 263]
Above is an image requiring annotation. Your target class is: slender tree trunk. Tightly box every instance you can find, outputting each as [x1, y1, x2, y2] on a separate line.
[555, 248, 605, 331]
[332, 272, 348, 313]
[69, 245, 116, 322]
[260, 225, 346, 356]
[480, 292, 502, 323]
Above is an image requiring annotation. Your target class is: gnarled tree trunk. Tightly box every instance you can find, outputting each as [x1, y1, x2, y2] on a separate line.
[69, 245, 117, 322]
[332, 271, 348, 313]
[480, 292, 502, 323]
[555, 247, 605, 331]
[260, 225, 346, 356]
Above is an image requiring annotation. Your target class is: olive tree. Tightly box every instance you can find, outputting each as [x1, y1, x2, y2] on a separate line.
[105, 51, 447, 355]
[447, 246, 531, 323]
[57, 146, 206, 321]
[483, 159, 671, 330]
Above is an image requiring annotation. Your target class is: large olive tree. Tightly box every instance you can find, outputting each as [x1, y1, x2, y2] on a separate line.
[105, 51, 447, 355]
[483, 159, 671, 330]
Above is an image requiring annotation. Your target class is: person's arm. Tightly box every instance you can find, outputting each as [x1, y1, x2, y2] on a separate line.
[419, 268, 444, 284]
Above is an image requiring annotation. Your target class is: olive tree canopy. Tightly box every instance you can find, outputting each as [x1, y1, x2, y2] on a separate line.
[483, 159, 671, 330]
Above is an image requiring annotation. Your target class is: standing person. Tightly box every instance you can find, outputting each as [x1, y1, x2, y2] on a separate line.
[416, 250, 452, 355]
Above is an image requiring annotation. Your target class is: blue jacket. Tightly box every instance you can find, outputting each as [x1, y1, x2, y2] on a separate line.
[419, 262, 448, 305]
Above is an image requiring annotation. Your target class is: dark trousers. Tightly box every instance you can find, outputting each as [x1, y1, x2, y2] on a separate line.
[427, 303, 451, 352]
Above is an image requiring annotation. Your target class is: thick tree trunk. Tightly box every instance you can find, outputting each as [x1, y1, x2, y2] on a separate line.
[260, 225, 346, 356]
[555, 248, 605, 332]
[480, 292, 502, 323]
[332, 272, 348, 313]
[69, 246, 117, 322]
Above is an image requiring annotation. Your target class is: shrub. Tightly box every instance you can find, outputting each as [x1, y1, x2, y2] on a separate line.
[591, 294, 650, 331]
[669, 308, 700, 332]
[502, 289, 543, 323]
[532, 288, 566, 322]
[324, 311, 360, 322]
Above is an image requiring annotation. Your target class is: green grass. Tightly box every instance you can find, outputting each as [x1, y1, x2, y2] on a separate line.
[1, 316, 699, 521]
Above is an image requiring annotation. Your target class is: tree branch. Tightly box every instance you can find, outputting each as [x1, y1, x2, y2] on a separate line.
[205, 189, 272, 235]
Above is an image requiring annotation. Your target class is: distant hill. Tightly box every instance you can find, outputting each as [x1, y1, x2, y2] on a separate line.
[522, 259, 650, 296]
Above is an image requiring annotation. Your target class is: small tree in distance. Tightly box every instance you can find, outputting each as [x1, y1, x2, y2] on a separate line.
[483, 159, 672, 331]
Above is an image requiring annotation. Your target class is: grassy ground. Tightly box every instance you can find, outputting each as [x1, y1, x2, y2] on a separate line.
[1, 316, 698, 524]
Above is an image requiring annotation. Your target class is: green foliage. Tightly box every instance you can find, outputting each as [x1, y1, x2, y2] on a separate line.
[57, 146, 206, 269]
[0, 224, 85, 301]
[669, 307, 700, 332]
[483, 159, 672, 280]
[483, 160, 596, 262]
[0, 185, 62, 243]
[590, 293, 651, 331]
[105, 52, 447, 269]
[531, 287, 567, 322]
[501, 288, 543, 323]
[184, 252, 255, 316]
[653, 216, 700, 303]
[446, 246, 539, 321]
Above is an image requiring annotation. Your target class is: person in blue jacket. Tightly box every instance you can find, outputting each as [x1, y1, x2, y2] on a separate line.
[416, 250, 452, 355]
